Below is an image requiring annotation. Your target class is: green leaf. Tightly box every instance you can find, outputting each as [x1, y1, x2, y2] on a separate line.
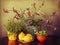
[39, 30, 47, 36]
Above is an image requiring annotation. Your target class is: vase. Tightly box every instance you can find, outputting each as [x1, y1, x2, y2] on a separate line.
[8, 40, 16, 45]
[36, 34, 47, 42]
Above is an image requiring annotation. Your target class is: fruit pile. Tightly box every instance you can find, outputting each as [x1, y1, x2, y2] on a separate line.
[18, 32, 33, 43]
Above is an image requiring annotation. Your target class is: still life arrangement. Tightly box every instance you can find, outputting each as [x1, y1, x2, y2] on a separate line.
[3, 0, 56, 44]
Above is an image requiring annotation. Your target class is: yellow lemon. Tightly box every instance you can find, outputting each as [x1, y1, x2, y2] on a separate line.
[22, 34, 33, 43]
[18, 32, 25, 41]
[26, 34, 32, 37]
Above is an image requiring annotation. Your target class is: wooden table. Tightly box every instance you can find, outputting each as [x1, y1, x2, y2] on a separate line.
[0, 36, 60, 45]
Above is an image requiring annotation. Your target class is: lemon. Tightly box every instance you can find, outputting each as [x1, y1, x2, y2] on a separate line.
[26, 34, 32, 37]
[22, 34, 33, 42]
[18, 32, 25, 41]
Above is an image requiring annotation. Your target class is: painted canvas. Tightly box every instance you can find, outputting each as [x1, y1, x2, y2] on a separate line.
[0, 0, 60, 45]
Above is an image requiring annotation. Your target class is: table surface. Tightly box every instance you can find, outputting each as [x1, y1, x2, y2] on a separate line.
[0, 36, 60, 45]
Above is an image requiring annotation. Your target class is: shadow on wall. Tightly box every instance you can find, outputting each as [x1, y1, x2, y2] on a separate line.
[54, 0, 60, 37]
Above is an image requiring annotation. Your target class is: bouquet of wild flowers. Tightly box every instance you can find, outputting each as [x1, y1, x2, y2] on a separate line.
[3, 0, 56, 42]
[7, 19, 22, 34]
